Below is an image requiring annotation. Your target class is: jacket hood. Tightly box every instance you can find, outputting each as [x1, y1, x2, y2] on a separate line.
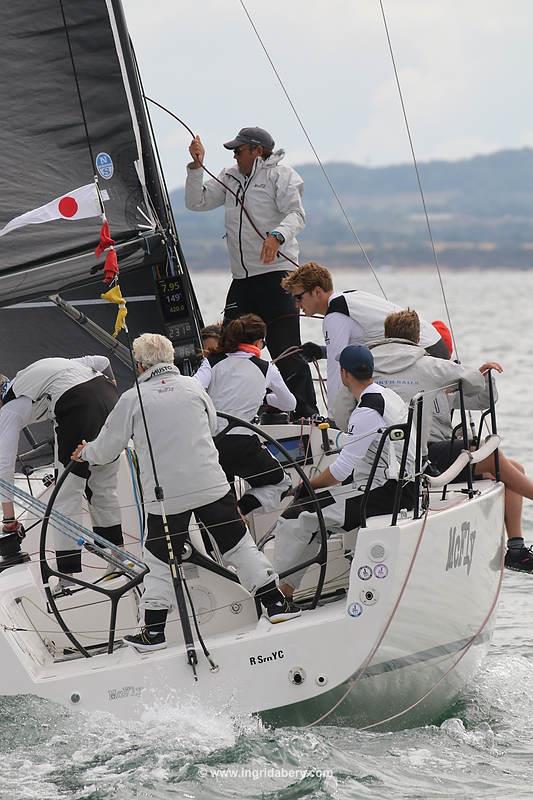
[139, 363, 181, 382]
[369, 338, 428, 375]
[263, 149, 285, 168]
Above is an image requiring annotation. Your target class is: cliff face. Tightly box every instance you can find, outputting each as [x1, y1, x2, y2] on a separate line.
[171, 148, 533, 269]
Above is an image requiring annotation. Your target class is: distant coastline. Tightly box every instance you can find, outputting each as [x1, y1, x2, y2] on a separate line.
[171, 147, 533, 270]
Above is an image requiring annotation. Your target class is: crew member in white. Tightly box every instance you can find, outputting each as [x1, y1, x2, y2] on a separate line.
[195, 314, 295, 517]
[364, 310, 533, 573]
[0, 357, 123, 588]
[281, 262, 447, 418]
[273, 345, 416, 598]
[73, 333, 300, 651]
[185, 126, 317, 418]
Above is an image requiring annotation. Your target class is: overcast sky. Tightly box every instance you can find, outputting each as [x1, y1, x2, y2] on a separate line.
[122, 0, 533, 189]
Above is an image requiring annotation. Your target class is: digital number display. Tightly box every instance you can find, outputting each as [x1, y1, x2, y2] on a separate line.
[157, 278, 190, 322]
[265, 435, 313, 467]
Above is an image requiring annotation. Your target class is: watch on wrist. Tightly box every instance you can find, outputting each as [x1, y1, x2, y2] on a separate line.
[270, 230, 285, 245]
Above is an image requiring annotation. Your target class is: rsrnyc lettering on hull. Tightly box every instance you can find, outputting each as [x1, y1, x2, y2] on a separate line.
[249, 650, 284, 666]
[446, 521, 476, 575]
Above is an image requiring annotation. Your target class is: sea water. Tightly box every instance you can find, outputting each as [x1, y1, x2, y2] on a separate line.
[2, 267, 533, 800]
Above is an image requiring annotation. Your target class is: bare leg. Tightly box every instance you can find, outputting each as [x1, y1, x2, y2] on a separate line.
[503, 488, 523, 539]
[279, 582, 294, 599]
[478, 452, 533, 501]
[478, 454, 526, 541]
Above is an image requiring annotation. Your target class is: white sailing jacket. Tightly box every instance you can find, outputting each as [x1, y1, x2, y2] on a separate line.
[429, 373, 498, 442]
[185, 151, 305, 279]
[333, 339, 486, 451]
[0, 355, 111, 498]
[323, 291, 440, 415]
[7, 355, 111, 418]
[81, 363, 230, 514]
[330, 383, 416, 489]
[195, 350, 296, 435]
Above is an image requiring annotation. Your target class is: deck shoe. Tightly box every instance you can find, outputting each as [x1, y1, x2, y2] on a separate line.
[505, 546, 533, 573]
[53, 575, 77, 596]
[265, 598, 302, 624]
[123, 628, 167, 652]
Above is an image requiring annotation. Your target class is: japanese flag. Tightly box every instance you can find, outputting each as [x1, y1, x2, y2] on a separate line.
[0, 183, 103, 239]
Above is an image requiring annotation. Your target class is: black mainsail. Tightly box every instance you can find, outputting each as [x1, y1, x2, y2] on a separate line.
[0, 0, 203, 382]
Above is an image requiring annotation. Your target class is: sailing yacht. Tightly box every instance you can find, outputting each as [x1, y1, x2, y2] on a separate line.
[0, 0, 505, 728]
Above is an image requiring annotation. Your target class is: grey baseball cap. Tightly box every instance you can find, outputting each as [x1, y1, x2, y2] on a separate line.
[223, 127, 275, 150]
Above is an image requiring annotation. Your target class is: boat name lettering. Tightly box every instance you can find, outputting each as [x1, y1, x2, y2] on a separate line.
[446, 521, 476, 575]
[249, 650, 284, 666]
[108, 685, 144, 701]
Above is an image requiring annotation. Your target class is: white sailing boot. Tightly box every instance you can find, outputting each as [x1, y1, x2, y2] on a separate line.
[222, 532, 301, 623]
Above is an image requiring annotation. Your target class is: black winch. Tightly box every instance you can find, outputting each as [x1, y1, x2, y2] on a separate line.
[0, 530, 30, 573]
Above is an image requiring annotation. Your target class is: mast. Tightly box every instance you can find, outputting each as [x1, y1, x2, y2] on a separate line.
[98, 0, 205, 372]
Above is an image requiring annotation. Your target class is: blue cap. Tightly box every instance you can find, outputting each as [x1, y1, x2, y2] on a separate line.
[338, 345, 374, 379]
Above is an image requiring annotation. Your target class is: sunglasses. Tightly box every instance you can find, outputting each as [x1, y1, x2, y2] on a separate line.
[233, 146, 251, 156]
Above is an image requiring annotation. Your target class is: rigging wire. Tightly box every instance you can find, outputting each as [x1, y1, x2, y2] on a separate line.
[237, 0, 387, 299]
[58, 0, 95, 177]
[6, 551, 351, 640]
[303, 502, 431, 727]
[378, 0, 459, 359]
[358, 541, 504, 730]
[130, 39, 205, 350]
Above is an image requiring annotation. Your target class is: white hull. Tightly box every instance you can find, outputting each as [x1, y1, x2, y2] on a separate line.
[0, 423, 505, 729]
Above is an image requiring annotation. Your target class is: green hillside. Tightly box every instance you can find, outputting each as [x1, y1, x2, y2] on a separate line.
[170, 148, 533, 269]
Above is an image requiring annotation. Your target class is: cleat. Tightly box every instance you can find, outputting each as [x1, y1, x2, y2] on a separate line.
[123, 628, 167, 652]
[265, 599, 302, 624]
[505, 546, 533, 573]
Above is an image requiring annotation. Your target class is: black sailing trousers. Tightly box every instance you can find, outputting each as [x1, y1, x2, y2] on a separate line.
[223, 271, 318, 418]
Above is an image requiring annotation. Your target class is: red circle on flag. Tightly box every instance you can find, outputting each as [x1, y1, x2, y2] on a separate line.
[58, 196, 79, 218]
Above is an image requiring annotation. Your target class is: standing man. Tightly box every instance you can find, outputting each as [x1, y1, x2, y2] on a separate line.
[281, 262, 447, 419]
[73, 333, 300, 651]
[185, 126, 317, 418]
[0, 357, 123, 588]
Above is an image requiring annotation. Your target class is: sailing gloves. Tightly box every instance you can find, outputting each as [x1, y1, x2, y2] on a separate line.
[300, 342, 327, 362]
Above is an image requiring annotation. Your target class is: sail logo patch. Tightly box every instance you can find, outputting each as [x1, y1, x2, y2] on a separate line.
[96, 152, 114, 180]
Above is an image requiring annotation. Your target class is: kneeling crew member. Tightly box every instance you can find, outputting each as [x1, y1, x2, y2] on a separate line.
[73, 333, 300, 652]
[0, 357, 123, 584]
[195, 314, 295, 518]
[273, 345, 416, 598]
